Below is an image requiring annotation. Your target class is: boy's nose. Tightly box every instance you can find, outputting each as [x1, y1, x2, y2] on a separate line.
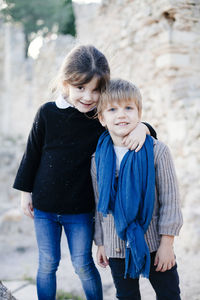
[117, 109, 126, 117]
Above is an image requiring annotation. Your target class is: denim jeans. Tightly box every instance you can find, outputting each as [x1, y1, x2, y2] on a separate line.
[109, 252, 181, 300]
[34, 208, 102, 300]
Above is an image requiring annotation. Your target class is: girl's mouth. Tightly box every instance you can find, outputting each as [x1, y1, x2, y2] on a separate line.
[80, 101, 93, 107]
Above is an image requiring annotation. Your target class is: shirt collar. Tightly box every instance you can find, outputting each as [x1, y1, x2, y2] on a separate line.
[55, 94, 96, 112]
[55, 94, 74, 109]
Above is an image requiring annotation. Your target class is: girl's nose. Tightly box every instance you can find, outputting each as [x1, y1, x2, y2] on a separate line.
[83, 91, 91, 101]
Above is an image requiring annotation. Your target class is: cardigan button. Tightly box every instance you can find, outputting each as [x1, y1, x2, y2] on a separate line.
[115, 248, 121, 253]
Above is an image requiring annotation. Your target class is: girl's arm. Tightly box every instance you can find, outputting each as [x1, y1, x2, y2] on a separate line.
[13, 105, 45, 193]
[21, 191, 34, 219]
[123, 122, 157, 152]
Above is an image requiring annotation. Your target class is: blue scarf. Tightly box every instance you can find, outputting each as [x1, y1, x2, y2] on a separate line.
[95, 131, 155, 278]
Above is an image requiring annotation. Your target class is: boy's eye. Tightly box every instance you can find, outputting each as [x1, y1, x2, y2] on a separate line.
[125, 106, 133, 110]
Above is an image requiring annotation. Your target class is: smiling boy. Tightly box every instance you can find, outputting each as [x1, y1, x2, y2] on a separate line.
[91, 79, 183, 300]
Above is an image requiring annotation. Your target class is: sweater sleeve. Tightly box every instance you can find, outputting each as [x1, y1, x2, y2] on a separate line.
[91, 154, 104, 246]
[142, 122, 157, 139]
[13, 105, 45, 192]
[155, 143, 183, 236]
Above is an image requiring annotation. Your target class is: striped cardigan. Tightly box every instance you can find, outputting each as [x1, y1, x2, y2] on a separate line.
[91, 138, 183, 258]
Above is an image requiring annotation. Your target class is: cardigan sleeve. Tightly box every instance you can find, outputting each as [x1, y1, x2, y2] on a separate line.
[91, 154, 104, 246]
[155, 142, 183, 236]
[13, 105, 45, 192]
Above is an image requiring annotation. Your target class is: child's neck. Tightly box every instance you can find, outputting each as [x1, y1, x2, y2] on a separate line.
[110, 134, 126, 148]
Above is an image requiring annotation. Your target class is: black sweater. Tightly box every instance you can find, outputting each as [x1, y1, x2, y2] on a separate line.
[13, 102, 157, 214]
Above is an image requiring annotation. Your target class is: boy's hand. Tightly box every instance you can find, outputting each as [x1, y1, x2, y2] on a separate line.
[21, 192, 34, 219]
[96, 245, 109, 268]
[154, 235, 175, 272]
[122, 122, 149, 152]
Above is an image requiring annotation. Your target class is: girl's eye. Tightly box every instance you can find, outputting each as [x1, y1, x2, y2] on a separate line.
[108, 108, 116, 112]
[77, 86, 84, 91]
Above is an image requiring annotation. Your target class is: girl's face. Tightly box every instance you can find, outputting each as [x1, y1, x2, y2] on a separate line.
[64, 77, 101, 113]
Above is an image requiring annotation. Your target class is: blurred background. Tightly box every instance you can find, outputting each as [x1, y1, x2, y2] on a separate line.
[0, 0, 200, 299]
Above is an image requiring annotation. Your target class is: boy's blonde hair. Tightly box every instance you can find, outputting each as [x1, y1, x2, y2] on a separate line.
[97, 79, 142, 117]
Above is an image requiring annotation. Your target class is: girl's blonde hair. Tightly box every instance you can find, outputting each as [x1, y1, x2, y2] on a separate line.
[52, 45, 110, 94]
[97, 79, 142, 117]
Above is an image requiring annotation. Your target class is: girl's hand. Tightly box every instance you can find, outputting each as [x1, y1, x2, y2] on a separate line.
[96, 245, 109, 268]
[154, 235, 175, 272]
[122, 122, 149, 152]
[21, 192, 34, 219]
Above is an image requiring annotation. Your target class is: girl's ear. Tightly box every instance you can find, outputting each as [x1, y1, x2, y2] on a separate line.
[62, 80, 69, 95]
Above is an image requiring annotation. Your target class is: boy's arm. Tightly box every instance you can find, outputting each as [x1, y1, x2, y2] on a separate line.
[91, 154, 104, 246]
[154, 142, 183, 270]
[154, 235, 175, 272]
[91, 154, 109, 267]
[97, 245, 109, 268]
[155, 143, 183, 236]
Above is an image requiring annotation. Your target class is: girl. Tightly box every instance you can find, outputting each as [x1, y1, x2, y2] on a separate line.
[13, 45, 156, 300]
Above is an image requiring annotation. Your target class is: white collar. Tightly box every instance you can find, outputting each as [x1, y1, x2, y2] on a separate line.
[55, 94, 74, 109]
[55, 94, 96, 112]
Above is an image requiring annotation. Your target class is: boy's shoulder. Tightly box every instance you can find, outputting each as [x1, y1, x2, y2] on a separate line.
[152, 137, 171, 163]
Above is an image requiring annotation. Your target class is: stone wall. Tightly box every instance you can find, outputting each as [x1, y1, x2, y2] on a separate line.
[75, 0, 200, 252]
[0, 1, 200, 298]
[0, 20, 76, 139]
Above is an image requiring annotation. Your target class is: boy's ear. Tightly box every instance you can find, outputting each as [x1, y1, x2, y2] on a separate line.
[98, 114, 106, 127]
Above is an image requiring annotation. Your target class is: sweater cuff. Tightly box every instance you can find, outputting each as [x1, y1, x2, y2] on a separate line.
[142, 122, 157, 139]
[159, 224, 183, 236]
[94, 236, 104, 246]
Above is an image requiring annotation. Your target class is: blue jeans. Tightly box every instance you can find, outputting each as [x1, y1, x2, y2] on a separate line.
[34, 209, 102, 300]
[109, 252, 181, 300]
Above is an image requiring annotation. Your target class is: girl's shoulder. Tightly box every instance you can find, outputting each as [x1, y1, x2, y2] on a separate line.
[40, 101, 56, 111]
[36, 101, 57, 116]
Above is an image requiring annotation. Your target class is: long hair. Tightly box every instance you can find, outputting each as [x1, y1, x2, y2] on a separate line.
[52, 45, 110, 95]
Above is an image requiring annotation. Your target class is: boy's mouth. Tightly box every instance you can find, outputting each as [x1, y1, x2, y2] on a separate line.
[116, 122, 129, 126]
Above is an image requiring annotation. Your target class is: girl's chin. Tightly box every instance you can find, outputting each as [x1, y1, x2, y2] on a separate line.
[79, 105, 96, 112]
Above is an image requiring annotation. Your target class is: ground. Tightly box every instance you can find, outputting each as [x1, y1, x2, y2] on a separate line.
[0, 211, 200, 300]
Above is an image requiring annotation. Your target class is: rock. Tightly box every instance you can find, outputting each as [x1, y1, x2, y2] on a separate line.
[0, 281, 17, 300]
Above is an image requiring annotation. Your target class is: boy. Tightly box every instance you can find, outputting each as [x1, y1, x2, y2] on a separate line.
[91, 79, 183, 300]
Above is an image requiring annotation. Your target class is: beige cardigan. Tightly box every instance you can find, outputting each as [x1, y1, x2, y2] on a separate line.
[91, 138, 183, 258]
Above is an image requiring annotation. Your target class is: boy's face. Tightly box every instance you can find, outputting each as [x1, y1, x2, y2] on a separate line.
[99, 100, 141, 146]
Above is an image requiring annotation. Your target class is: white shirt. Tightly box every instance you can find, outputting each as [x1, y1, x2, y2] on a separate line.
[114, 146, 129, 175]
